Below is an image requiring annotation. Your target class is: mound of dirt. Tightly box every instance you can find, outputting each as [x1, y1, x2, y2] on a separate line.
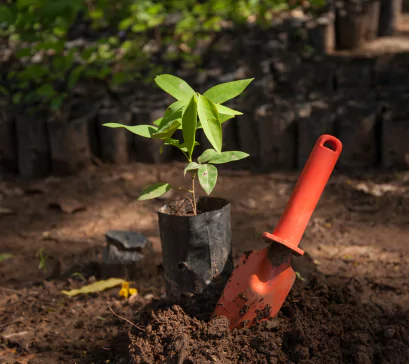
[129, 276, 409, 363]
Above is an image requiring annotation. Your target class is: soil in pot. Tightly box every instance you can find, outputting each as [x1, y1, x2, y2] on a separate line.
[158, 197, 234, 303]
[129, 274, 409, 363]
[16, 108, 51, 178]
[47, 100, 95, 175]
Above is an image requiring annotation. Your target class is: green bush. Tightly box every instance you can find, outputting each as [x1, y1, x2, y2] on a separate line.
[0, 0, 325, 112]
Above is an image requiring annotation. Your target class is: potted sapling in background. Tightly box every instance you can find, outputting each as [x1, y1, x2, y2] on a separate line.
[104, 74, 253, 302]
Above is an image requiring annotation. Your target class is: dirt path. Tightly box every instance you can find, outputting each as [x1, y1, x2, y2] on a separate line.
[1, 163, 408, 362]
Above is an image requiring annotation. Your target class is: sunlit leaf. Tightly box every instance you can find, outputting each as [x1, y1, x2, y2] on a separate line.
[198, 149, 218, 163]
[203, 78, 254, 104]
[198, 164, 218, 195]
[152, 119, 181, 140]
[157, 99, 186, 128]
[153, 118, 162, 126]
[197, 95, 222, 153]
[154, 74, 195, 100]
[182, 95, 197, 159]
[61, 278, 125, 297]
[207, 151, 249, 164]
[137, 182, 172, 201]
[103, 123, 157, 138]
[164, 139, 199, 153]
[184, 162, 200, 176]
[220, 114, 234, 124]
[215, 104, 242, 116]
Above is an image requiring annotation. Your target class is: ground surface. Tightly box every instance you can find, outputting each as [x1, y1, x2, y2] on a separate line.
[1, 162, 409, 363]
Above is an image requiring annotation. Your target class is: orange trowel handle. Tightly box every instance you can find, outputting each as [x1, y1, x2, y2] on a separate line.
[263, 135, 342, 256]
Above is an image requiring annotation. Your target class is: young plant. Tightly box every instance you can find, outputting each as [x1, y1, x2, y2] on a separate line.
[104, 74, 253, 215]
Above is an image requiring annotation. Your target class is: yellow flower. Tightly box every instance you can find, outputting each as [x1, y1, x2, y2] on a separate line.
[129, 288, 138, 296]
[119, 287, 129, 298]
[118, 281, 138, 298]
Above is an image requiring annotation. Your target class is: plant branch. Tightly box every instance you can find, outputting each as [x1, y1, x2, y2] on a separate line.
[108, 306, 145, 331]
[191, 172, 197, 215]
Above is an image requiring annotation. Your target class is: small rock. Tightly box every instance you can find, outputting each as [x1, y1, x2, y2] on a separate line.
[0, 207, 14, 216]
[103, 231, 153, 264]
[355, 351, 372, 364]
[48, 198, 86, 214]
[128, 293, 140, 305]
[102, 231, 154, 280]
[239, 198, 257, 209]
[144, 293, 154, 300]
[265, 319, 280, 331]
[384, 326, 396, 339]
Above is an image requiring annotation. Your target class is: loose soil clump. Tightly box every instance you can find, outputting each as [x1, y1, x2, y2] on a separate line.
[129, 275, 409, 363]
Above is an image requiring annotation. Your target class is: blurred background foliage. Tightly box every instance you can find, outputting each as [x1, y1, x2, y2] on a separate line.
[0, 0, 325, 112]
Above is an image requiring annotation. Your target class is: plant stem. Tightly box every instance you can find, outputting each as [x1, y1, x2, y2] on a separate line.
[191, 172, 197, 215]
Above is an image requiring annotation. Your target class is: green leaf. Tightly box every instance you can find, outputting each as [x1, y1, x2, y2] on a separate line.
[220, 114, 234, 124]
[203, 78, 254, 104]
[295, 271, 306, 282]
[36, 84, 56, 98]
[197, 95, 222, 153]
[207, 151, 249, 164]
[184, 162, 200, 176]
[215, 104, 242, 116]
[198, 164, 218, 195]
[51, 95, 64, 111]
[137, 182, 172, 201]
[103, 123, 157, 138]
[182, 95, 197, 159]
[67, 65, 84, 89]
[198, 149, 218, 163]
[16, 48, 32, 58]
[153, 100, 186, 139]
[0, 85, 9, 96]
[152, 119, 181, 140]
[154, 74, 195, 101]
[153, 118, 162, 126]
[158, 99, 186, 127]
[0, 253, 13, 262]
[61, 278, 124, 297]
[165, 139, 199, 153]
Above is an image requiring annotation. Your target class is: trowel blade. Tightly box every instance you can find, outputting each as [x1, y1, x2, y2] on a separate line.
[213, 244, 295, 329]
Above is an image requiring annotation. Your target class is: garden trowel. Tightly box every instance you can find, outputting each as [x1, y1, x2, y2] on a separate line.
[213, 135, 342, 329]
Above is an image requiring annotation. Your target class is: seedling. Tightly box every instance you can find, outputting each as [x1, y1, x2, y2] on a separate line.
[37, 248, 48, 273]
[104, 74, 253, 215]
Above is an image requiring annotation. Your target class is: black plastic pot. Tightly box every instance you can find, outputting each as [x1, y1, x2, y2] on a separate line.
[306, 13, 336, 54]
[378, 0, 402, 36]
[0, 109, 17, 177]
[158, 197, 233, 302]
[47, 106, 95, 175]
[336, 0, 381, 50]
[97, 107, 132, 164]
[16, 110, 51, 178]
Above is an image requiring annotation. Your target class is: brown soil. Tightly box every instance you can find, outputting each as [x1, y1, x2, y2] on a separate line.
[1, 162, 409, 362]
[130, 276, 409, 364]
